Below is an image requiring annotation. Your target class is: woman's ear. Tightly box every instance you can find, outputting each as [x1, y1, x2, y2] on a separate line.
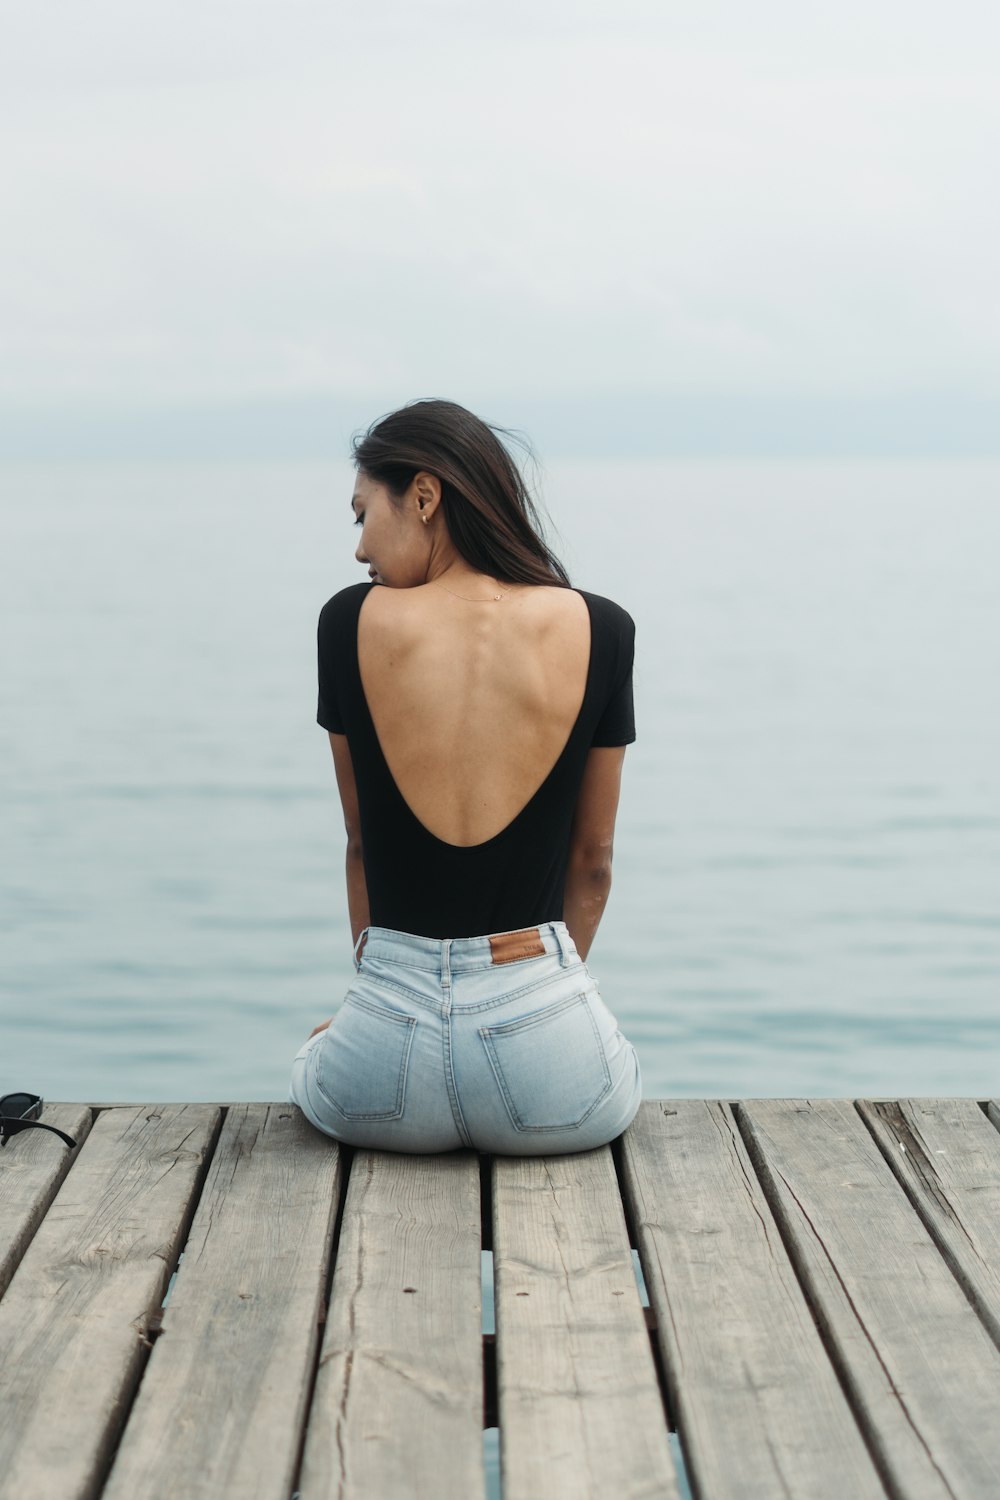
[411, 471, 442, 524]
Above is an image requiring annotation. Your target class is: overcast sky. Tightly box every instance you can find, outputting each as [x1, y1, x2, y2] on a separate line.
[3, 1, 999, 453]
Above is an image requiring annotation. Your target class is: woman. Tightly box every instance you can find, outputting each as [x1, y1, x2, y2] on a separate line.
[289, 399, 641, 1154]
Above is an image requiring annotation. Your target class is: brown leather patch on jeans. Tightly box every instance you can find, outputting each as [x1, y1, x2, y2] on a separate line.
[489, 928, 546, 965]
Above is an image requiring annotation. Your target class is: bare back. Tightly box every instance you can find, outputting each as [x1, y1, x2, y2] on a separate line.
[357, 584, 591, 847]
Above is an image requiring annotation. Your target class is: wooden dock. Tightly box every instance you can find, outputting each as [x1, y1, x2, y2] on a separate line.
[2, 1098, 1000, 1499]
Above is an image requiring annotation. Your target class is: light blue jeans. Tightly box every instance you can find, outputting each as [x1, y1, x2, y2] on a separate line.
[289, 922, 641, 1154]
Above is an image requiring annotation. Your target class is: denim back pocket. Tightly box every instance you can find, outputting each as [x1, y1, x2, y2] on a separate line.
[480, 992, 612, 1132]
[315, 996, 416, 1121]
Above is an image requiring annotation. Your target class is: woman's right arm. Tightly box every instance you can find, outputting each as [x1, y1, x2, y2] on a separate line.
[563, 745, 627, 961]
[329, 732, 370, 946]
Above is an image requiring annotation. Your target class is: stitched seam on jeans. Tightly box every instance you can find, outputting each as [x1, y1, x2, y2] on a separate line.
[360, 953, 441, 975]
[449, 967, 589, 1014]
[478, 988, 594, 1035]
[350, 973, 444, 1012]
[442, 1012, 473, 1148]
[341, 993, 418, 1026]
[449, 954, 551, 976]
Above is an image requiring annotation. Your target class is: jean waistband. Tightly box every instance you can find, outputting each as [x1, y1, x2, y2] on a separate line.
[355, 922, 577, 974]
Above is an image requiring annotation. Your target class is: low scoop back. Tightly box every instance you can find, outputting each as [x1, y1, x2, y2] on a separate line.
[317, 580, 635, 938]
[357, 584, 592, 847]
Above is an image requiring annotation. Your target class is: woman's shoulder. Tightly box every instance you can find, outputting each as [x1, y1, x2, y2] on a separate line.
[318, 581, 372, 633]
[574, 588, 636, 639]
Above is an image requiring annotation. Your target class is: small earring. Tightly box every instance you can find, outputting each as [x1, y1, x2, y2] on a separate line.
[421, 514, 429, 524]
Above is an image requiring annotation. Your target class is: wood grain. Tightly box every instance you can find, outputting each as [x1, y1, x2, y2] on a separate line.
[493, 1145, 678, 1500]
[6, 1098, 998, 1500]
[0, 1104, 91, 1298]
[741, 1098, 1000, 1500]
[0, 1104, 219, 1500]
[620, 1100, 885, 1500]
[860, 1098, 1000, 1350]
[298, 1149, 485, 1500]
[100, 1105, 342, 1500]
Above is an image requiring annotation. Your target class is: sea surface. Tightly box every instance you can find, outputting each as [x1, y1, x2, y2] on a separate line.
[2, 456, 998, 1103]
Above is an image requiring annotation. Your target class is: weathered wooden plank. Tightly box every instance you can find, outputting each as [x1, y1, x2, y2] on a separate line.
[0, 1104, 92, 1299]
[860, 1098, 1000, 1350]
[298, 1150, 484, 1500]
[493, 1146, 678, 1500]
[620, 1100, 885, 1500]
[0, 1105, 219, 1500]
[740, 1098, 1000, 1500]
[100, 1105, 342, 1500]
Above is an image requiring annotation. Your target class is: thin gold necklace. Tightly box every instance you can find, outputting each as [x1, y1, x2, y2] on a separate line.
[440, 578, 508, 602]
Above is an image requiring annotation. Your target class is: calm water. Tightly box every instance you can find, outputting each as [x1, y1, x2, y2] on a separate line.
[2, 457, 998, 1102]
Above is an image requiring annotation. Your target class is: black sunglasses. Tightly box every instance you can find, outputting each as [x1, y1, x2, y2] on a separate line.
[0, 1093, 77, 1150]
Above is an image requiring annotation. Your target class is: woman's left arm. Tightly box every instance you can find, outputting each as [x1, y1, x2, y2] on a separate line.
[329, 732, 370, 946]
[563, 746, 627, 961]
[307, 733, 370, 1039]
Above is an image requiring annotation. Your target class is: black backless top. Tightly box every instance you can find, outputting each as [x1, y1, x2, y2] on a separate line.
[317, 582, 636, 938]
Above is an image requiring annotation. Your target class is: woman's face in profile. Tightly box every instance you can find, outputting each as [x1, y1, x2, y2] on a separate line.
[351, 473, 425, 588]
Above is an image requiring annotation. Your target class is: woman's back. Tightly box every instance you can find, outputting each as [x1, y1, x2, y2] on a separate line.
[357, 583, 591, 847]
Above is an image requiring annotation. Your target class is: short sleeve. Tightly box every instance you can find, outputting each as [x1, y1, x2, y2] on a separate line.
[316, 582, 373, 734]
[591, 672, 635, 746]
[590, 600, 636, 747]
[316, 598, 345, 733]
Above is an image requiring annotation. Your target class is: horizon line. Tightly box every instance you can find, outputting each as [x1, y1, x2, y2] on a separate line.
[2, 391, 998, 460]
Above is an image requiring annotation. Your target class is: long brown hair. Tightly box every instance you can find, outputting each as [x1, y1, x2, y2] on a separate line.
[351, 398, 570, 586]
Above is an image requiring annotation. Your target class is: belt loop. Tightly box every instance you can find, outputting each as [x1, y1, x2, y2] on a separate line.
[555, 922, 572, 967]
[441, 937, 452, 990]
[353, 928, 369, 971]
